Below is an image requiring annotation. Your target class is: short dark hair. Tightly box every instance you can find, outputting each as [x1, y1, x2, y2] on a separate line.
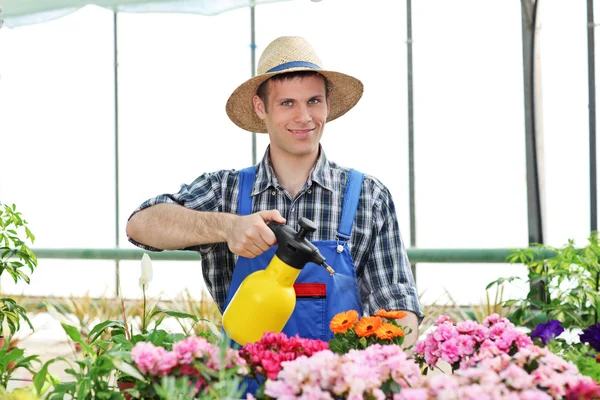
[256, 71, 330, 112]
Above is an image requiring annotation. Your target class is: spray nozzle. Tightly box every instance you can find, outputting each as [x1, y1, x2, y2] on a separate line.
[267, 217, 334, 274]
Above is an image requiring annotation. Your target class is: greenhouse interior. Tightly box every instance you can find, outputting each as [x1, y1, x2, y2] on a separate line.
[2, 0, 600, 398]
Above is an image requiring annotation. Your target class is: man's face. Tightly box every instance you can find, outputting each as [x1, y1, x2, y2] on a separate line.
[253, 74, 329, 160]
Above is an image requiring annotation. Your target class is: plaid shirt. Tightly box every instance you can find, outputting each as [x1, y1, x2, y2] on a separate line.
[129, 147, 423, 320]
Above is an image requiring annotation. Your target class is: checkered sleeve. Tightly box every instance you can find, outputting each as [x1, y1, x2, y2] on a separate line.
[362, 186, 424, 323]
[127, 172, 225, 252]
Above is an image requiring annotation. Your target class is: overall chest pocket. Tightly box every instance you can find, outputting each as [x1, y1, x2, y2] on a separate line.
[283, 283, 327, 341]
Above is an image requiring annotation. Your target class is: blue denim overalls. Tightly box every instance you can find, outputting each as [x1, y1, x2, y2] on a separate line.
[223, 166, 364, 394]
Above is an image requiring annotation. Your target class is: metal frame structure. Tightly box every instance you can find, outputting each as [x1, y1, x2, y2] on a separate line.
[588, 0, 598, 233]
[109, 7, 259, 294]
[5, 1, 600, 288]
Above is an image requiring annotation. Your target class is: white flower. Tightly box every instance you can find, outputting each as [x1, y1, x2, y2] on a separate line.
[139, 253, 153, 289]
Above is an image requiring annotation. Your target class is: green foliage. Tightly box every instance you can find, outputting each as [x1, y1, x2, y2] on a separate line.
[487, 232, 600, 329]
[36, 323, 132, 399]
[153, 376, 196, 399]
[0, 297, 33, 339]
[45, 292, 123, 338]
[172, 289, 223, 335]
[0, 385, 42, 400]
[0, 202, 37, 284]
[546, 339, 600, 382]
[0, 337, 39, 388]
[329, 328, 361, 354]
[150, 337, 247, 400]
[85, 303, 211, 393]
[0, 202, 37, 337]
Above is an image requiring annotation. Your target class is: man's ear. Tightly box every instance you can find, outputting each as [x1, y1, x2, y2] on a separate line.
[326, 92, 331, 117]
[253, 95, 267, 120]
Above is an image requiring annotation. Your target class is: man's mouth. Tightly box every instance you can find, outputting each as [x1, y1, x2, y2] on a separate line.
[288, 128, 315, 136]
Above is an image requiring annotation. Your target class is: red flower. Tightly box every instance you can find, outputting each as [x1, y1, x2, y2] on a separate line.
[239, 332, 329, 380]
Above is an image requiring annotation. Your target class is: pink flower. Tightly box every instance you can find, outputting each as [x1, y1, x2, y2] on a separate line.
[440, 338, 461, 364]
[393, 388, 428, 400]
[415, 315, 532, 373]
[520, 390, 553, 400]
[239, 331, 328, 381]
[131, 342, 164, 374]
[433, 323, 457, 342]
[435, 315, 454, 326]
[565, 377, 600, 399]
[173, 335, 201, 364]
[456, 334, 476, 357]
[131, 334, 247, 396]
[482, 313, 502, 326]
[264, 345, 419, 399]
[499, 364, 534, 390]
[456, 320, 479, 334]
[155, 351, 179, 376]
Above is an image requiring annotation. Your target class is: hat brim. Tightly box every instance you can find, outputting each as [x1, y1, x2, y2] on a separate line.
[226, 67, 364, 133]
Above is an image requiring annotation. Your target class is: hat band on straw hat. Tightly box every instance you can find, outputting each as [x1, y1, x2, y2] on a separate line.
[266, 61, 322, 73]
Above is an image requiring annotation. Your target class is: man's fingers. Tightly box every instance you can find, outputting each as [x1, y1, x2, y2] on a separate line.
[256, 209, 284, 246]
[259, 226, 277, 247]
[228, 211, 283, 257]
[259, 209, 286, 224]
[254, 234, 272, 251]
[246, 243, 264, 258]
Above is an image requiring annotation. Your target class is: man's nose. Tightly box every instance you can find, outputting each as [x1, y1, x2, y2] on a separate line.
[294, 104, 312, 124]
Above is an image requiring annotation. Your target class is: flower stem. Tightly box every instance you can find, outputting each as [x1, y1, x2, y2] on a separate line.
[121, 297, 130, 342]
[594, 271, 600, 324]
[117, 276, 131, 341]
[142, 286, 147, 333]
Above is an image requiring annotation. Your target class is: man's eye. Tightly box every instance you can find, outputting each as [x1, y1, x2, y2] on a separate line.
[309, 99, 320, 104]
[282, 101, 293, 106]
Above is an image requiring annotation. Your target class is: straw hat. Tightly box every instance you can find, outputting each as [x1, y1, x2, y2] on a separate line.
[226, 36, 364, 133]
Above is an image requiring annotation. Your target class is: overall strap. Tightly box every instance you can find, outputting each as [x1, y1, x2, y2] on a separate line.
[237, 166, 256, 216]
[337, 169, 364, 240]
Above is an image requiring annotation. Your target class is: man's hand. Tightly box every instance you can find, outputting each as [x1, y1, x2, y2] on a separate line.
[226, 210, 286, 258]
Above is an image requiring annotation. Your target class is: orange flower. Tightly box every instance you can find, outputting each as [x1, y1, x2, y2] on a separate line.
[330, 310, 359, 334]
[375, 323, 405, 340]
[374, 309, 407, 320]
[354, 316, 383, 337]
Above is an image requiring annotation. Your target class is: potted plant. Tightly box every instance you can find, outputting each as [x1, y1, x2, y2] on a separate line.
[125, 334, 249, 399]
[33, 322, 142, 399]
[0, 334, 39, 390]
[84, 254, 203, 397]
[488, 231, 600, 329]
[0, 298, 32, 347]
[0, 202, 37, 342]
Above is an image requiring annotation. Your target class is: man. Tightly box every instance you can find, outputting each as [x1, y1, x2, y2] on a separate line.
[126, 36, 424, 348]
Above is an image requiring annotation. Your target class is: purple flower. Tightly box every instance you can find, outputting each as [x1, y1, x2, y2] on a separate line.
[530, 320, 564, 345]
[580, 323, 600, 352]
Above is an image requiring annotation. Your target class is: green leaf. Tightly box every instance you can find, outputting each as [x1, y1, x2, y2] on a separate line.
[382, 379, 402, 394]
[88, 320, 125, 343]
[359, 337, 367, 349]
[4, 347, 24, 364]
[15, 269, 31, 284]
[112, 358, 146, 381]
[25, 227, 35, 242]
[33, 359, 59, 395]
[61, 323, 92, 354]
[76, 377, 91, 399]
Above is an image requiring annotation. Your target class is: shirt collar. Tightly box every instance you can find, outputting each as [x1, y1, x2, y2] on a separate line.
[251, 145, 334, 196]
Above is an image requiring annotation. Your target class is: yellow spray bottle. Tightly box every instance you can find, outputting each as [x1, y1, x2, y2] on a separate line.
[222, 217, 334, 345]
